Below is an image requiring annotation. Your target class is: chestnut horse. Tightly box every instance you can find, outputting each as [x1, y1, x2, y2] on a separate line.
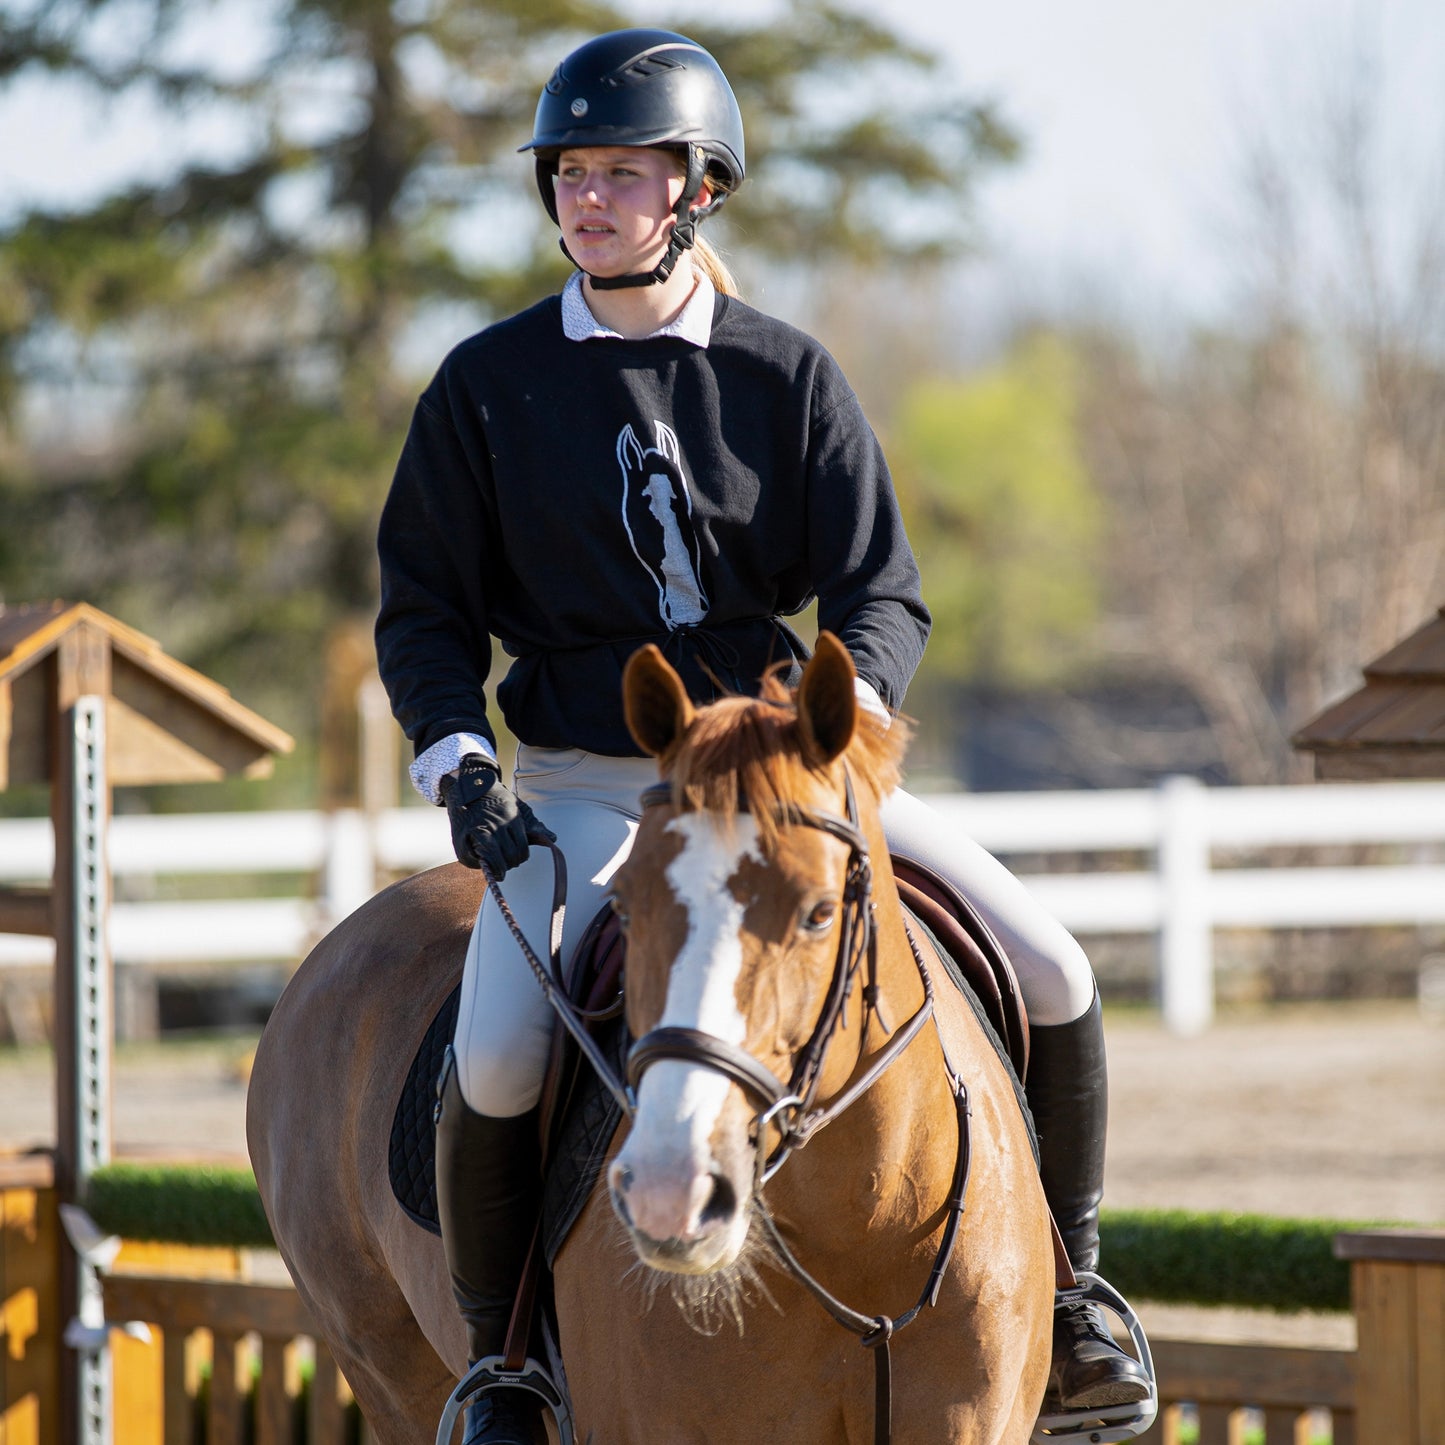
[247, 635, 1053, 1443]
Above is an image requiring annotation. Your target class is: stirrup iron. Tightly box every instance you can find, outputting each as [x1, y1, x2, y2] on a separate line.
[1032, 1272, 1157, 1444]
[435, 1355, 575, 1445]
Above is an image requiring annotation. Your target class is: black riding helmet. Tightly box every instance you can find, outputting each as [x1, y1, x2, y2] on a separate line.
[520, 29, 746, 289]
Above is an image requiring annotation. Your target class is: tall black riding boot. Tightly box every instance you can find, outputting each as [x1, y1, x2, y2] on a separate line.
[434, 1053, 545, 1445]
[1026, 990, 1151, 1410]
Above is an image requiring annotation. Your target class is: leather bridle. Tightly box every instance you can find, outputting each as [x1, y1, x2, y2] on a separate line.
[482, 764, 977, 1445]
[626, 771, 937, 1183]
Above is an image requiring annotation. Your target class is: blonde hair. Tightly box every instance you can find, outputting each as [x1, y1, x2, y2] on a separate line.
[691, 234, 739, 297]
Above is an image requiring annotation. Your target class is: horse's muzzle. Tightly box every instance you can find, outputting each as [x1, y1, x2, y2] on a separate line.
[608, 1157, 746, 1275]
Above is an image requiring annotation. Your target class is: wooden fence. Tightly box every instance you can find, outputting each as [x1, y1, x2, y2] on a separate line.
[99, 1273, 354, 1445]
[93, 1296, 1361, 1445]
[5, 1162, 1443, 1444]
[1140, 1339, 1354, 1443]
[91, 1291, 1365, 1445]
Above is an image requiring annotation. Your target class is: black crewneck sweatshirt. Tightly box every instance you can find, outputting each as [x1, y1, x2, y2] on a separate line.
[376, 289, 931, 758]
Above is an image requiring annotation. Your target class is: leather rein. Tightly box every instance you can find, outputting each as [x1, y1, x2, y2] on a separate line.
[482, 768, 976, 1445]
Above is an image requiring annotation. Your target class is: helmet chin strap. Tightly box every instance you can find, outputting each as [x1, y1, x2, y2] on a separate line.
[562, 145, 729, 291]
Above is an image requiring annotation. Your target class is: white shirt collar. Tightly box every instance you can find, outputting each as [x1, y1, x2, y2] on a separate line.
[560, 270, 715, 348]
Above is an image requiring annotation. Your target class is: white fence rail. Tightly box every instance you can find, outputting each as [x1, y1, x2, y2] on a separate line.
[3, 776, 1444, 1033]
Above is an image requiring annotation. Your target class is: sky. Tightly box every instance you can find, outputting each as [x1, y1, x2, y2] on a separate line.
[853, 0, 1445, 326]
[2, 0, 1443, 323]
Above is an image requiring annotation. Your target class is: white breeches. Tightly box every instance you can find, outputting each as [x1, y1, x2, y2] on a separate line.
[452, 747, 1097, 1116]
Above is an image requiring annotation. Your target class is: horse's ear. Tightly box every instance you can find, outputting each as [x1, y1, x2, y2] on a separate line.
[624, 644, 696, 758]
[797, 632, 857, 766]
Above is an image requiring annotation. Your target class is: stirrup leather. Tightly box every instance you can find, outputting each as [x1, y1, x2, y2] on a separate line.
[1032, 1273, 1158, 1444]
[435, 1356, 574, 1445]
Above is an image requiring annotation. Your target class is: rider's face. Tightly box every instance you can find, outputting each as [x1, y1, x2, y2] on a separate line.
[554, 146, 698, 280]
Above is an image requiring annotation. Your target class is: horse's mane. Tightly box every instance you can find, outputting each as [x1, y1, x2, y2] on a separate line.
[666, 671, 911, 851]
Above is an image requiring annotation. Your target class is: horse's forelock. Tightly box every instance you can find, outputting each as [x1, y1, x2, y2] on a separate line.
[667, 676, 909, 849]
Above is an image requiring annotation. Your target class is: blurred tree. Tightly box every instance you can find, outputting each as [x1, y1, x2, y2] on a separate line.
[888, 331, 1101, 693]
[0, 0, 1018, 799]
[1074, 43, 1445, 786]
[1078, 321, 1445, 785]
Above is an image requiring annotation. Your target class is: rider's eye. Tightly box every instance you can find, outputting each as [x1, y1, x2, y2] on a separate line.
[801, 900, 837, 935]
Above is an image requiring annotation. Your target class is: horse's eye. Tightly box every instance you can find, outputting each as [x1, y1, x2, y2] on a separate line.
[609, 896, 631, 930]
[801, 900, 837, 935]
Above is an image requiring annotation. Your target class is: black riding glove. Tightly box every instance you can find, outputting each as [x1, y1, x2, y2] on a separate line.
[439, 756, 555, 881]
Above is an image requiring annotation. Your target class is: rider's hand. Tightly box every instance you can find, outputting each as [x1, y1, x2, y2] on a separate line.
[439, 757, 556, 880]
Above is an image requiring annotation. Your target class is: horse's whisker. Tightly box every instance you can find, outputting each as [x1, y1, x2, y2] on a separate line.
[606, 1206, 784, 1337]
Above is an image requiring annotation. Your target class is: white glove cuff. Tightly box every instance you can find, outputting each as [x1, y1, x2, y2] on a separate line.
[409, 733, 500, 805]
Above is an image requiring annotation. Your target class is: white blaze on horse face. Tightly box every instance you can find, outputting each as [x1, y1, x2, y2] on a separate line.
[617, 811, 760, 1245]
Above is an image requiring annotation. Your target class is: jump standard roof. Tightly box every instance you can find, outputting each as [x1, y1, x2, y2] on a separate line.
[0, 600, 293, 791]
[1293, 604, 1445, 780]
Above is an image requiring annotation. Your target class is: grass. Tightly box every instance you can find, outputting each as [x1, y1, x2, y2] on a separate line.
[85, 1162, 274, 1249]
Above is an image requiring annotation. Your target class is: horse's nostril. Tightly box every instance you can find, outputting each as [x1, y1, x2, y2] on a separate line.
[609, 1162, 635, 1227]
[699, 1172, 737, 1227]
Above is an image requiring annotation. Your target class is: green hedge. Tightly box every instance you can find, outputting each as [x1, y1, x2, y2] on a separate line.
[85, 1163, 275, 1250]
[1100, 1208, 1360, 1313]
[85, 1165, 1375, 1313]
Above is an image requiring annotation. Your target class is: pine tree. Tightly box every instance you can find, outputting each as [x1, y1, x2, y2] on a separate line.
[0, 0, 1018, 789]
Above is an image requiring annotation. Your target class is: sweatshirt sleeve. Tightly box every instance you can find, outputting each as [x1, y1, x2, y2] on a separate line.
[805, 379, 932, 712]
[375, 387, 501, 758]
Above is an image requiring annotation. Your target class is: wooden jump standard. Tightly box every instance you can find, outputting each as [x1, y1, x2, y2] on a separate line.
[0, 603, 291, 1445]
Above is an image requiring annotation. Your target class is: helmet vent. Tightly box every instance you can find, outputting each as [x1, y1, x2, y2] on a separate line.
[609, 53, 683, 86]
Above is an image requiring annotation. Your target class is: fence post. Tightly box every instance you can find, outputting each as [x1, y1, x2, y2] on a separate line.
[1334, 1229, 1445, 1445]
[1157, 775, 1212, 1035]
[323, 810, 375, 930]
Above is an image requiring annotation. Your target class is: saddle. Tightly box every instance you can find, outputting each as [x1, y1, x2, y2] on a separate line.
[386, 855, 1033, 1250]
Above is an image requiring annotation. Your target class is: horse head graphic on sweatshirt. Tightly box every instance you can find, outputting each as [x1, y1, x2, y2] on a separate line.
[617, 421, 709, 628]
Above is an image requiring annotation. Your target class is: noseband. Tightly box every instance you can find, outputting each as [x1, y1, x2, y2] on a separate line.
[625, 771, 935, 1182]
